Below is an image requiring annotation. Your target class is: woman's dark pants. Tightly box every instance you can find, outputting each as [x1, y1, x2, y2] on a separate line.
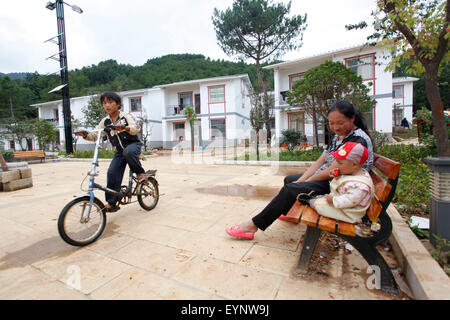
[106, 142, 145, 206]
[252, 174, 330, 231]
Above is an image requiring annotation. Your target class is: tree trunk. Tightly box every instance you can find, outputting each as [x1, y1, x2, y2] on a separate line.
[255, 61, 272, 150]
[312, 108, 319, 147]
[190, 122, 195, 152]
[256, 130, 260, 161]
[424, 64, 450, 157]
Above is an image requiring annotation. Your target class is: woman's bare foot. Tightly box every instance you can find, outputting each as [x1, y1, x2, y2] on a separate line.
[239, 220, 258, 233]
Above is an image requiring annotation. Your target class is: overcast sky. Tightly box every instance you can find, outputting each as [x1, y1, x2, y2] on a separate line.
[0, 0, 376, 74]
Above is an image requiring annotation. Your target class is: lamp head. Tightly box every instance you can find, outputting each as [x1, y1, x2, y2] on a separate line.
[70, 4, 83, 14]
[45, 2, 56, 10]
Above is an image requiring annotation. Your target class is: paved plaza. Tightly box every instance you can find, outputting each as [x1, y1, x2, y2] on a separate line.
[0, 152, 408, 300]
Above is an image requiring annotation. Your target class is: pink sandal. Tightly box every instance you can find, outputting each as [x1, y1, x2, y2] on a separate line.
[225, 225, 255, 240]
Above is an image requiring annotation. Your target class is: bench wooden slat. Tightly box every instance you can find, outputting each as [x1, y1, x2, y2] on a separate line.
[317, 216, 337, 233]
[370, 170, 392, 202]
[337, 221, 356, 237]
[300, 206, 319, 227]
[373, 154, 401, 181]
[14, 151, 45, 158]
[367, 198, 383, 222]
[285, 201, 306, 223]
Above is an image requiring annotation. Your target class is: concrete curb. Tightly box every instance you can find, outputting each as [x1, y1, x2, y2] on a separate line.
[214, 160, 315, 166]
[388, 205, 450, 300]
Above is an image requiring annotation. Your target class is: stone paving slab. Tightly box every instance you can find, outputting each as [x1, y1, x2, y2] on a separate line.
[0, 155, 418, 300]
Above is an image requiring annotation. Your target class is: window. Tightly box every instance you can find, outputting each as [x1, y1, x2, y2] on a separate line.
[53, 109, 59, 120]
[9, 140, 15, 149]
[393, 86, 404, 98]
[289, 73, 305, 90]
[211, 118, 226, 139]
[346, 54, 375, 79]
[363, 108, 374, 131]
[209, 86, 225, 103]
[195, 94, 201, 114]
[392, 106, 403, 126]
[289, 112, 305, 133]
[179, 92, 193, 108]
[174, 122, 185, 141]
[129, 97, 142, 112]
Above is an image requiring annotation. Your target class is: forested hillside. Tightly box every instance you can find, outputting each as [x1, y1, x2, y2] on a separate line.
[0, 54, 274, 121]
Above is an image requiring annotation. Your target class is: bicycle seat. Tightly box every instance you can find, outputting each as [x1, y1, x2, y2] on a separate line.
[146, 169, 157, 176]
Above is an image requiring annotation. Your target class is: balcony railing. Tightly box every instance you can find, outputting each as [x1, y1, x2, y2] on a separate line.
[166, 105, 201, 116]
[44, 118, 59, 126]
[166, 105, 184, 116]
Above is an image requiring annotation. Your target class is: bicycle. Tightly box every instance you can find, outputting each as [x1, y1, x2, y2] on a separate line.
[58, 125, 159, 247]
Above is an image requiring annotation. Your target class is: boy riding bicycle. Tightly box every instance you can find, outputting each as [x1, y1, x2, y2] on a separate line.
[76, 91, 148, 212]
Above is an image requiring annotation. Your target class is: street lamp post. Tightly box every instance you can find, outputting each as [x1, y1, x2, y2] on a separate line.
[45, 0, 83, 154]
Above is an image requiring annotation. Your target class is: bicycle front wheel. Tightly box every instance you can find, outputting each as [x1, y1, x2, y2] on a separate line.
[137, 178, 159, 211]
[58, 196, 106, 247]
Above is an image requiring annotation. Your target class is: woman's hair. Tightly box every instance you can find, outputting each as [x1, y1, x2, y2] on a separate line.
[327, 100, 371, 137]
[100, 91, 122, 109]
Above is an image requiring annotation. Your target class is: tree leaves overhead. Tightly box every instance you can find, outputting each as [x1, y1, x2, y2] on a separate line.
[286, 61, 374, 121]
[212, 0, 307, 62]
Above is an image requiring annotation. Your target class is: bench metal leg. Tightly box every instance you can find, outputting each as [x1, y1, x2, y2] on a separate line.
[344, 235, 398, 294]
[296, 226, 321, 274]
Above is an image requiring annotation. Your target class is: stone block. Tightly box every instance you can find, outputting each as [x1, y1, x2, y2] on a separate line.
[2, 177, 33, 192]
[0, 162, 28, 172]
[0, 168, 32, 183]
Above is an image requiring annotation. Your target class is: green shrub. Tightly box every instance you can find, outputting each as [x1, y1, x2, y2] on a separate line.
[1, 151, 14, 162]
[281, 129, 302, 151]
[279, 147, 323, 161]
[370, 130, 389, 153]
[377, 144, 436, 165]
[393, 162, 431, 215]
[59, 149, 115, 159]
[377, 144, 434, 216]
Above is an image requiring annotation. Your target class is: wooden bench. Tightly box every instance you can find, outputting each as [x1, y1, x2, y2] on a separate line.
[13, 150, 46, 163]
[285, 153, 401, 294]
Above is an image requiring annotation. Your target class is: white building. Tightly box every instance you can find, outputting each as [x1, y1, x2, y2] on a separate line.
[155, 74, 253, 149]
[27, 74, 252, 151]
[264, 44, 418, 144]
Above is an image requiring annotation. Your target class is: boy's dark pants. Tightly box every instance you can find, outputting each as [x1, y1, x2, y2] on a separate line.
[252, 174, 330, 231]
[106, 142, 145, 206]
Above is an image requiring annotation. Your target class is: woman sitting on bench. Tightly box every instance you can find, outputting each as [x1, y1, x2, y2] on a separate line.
[308, 142, 374, 224]
[226, 100, 374, 240]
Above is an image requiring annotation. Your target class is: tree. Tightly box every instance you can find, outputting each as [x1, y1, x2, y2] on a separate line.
[248, 88, 268, 160]
[33, 119, 57, 151]
[137, 111, 153, 152]
[183, 106, 198, 152]
[212, 0, 307, 147]
[82, 95, 106, 129]
[0, 120, 35, 151]
[286, 61, 374, 146]
[346, 0, 449, 156]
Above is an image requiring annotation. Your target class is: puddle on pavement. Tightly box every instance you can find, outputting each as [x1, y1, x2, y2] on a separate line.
[195, 184, 279, 200]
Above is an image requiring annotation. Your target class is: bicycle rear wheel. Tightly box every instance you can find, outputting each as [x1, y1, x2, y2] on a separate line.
[137, 178, 159, 211]
[58, 196, 106, 246]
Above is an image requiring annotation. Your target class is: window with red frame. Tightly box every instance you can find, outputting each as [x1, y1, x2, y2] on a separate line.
[209, 86, 225, 103]
[346, 54, 375, 80]
[393, 85, 404, 98]
[174, 122, 185, 141]
[130, 97, 142, 112]
[289, 73, 304, 90]
[210, 118, 226, 139]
